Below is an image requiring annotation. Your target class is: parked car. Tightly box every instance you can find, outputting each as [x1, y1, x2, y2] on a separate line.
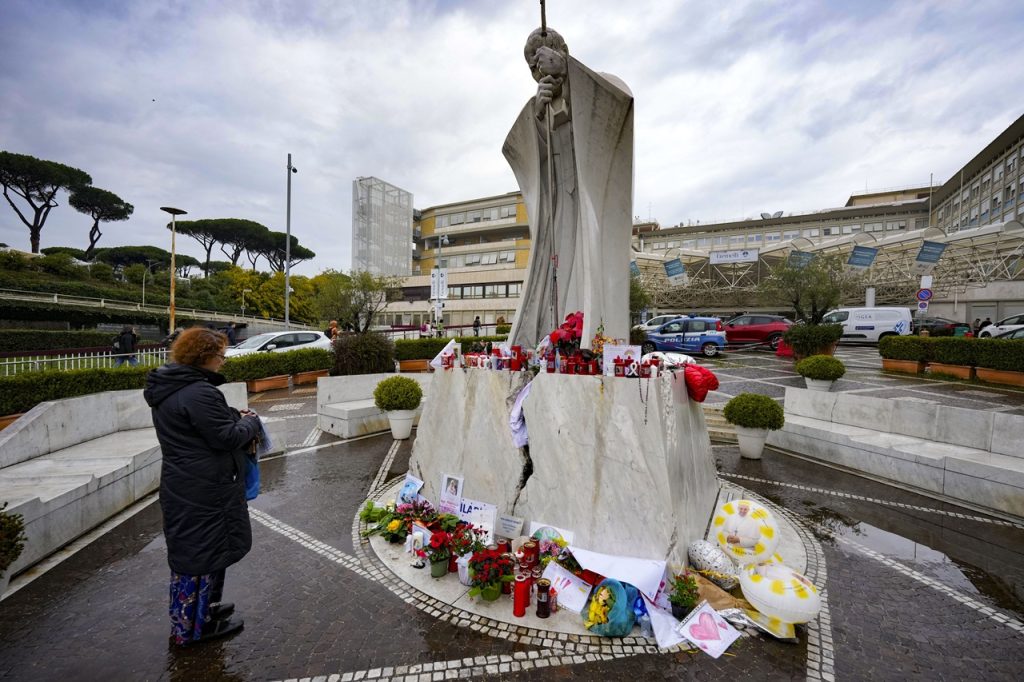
[913, 316, 971, 337]
[642, 316, 727, 357]
[632, 314, 681, 332]
[820, 307, 914, 342]
[994, 327, 1024, 339]
[224, 330, 332, 358]
[723, 314, 792, 349]
[978, 314, 1024, 338]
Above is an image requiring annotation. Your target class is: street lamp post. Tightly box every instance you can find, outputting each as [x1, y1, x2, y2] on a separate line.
[241, 287, 253, 316]
[433, 235, 449, 336]
[160, 206, 187, 332]
[285, 153, 297, 330]
[141, 259, 158, 307]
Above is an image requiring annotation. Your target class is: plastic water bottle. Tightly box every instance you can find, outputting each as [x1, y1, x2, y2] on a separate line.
[639, 614, 653, 639]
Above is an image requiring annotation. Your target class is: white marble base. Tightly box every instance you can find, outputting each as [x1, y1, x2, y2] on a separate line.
[409, 370, 720, 565]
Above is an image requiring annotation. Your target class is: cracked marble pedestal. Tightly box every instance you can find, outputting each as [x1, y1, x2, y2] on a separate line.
[409, 370, 720, 565]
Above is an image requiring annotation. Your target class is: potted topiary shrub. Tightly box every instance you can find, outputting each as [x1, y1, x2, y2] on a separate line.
[794, 354, 846, 391]
[373, 375, 424, 439]
[1, 502, 28, 595]
[722, 393, 785, 460]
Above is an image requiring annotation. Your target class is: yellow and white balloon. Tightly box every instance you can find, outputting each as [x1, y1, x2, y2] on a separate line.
[711, 499, 779, 566]
[739, 554, 821, 624]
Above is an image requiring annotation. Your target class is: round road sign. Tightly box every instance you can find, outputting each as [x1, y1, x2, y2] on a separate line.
[916, 288, 933, 302]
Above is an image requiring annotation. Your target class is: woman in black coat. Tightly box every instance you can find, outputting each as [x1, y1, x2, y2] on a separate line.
[144, 327, 261, 645]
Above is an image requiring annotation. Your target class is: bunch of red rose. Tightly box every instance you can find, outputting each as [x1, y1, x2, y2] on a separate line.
[468, 548, 514, 588]
[449, 523, 484, 557]
[549, 311, 584, 351]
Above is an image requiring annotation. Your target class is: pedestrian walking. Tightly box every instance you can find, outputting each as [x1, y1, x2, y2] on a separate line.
[324, 320, 339, 341]
[144, 327, 262, 645]
[972, 318, 982, 334]
[473, 316, 481, 336]
[222, 322, 237, 345]
[113, 325, 139, 366]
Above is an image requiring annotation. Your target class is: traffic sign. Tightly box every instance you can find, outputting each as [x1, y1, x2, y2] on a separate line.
[917, 301, 929, 312]
[916, 288, 933, 302]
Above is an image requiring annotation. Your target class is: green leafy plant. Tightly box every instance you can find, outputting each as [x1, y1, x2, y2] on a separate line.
[0, 502, 28, 579]
[974, 339, 1024, 372]
[668, 571, 700, 610]
[373, 375, 423, 412]
[795, 354, 846, 381]
[782, 324, 843, 358]
[393, 335, 508, 361]
[420, 530, 452, 563]
[285, 348, 333, 375]
[0, 330, 124, 353]
[467, 548, 515, 596]
[0, 367, 149, 416]
[723, 393, 785, 431]
[220, 352, 292, 382]
[495, 324, 511, 335]
[878, 335, 932, 361]
[358, 500, 388, 524]
[332, 331, 395, 375]
[930, 337, 979, 366]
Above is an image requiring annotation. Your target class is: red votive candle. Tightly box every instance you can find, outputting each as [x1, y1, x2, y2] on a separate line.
[513, 574, 529, 617]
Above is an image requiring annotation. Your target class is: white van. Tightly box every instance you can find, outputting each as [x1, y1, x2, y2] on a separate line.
[820, 307, 913, 342]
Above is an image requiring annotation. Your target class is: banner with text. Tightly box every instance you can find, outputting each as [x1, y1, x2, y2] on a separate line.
[709, 248, 759, 265]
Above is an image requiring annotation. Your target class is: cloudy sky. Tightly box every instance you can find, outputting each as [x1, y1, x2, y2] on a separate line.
[2, 0, 1023, 275]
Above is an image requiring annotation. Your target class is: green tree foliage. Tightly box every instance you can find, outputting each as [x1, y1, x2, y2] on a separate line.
[210, 218, 271, 266]
[35, 252, 82, 277]
[309, 269, 352, 323]
[89, 262, 115, 282]
[257, 230, 316, 272]
[169, 219, 221, 276]
[94, 245, 172, 269]
[323, 271, 404, 332]
[0, 151, 93, 253]
[41, 246, 87, 260]
[764, 253, 861, 324]
[200, 260, 234, 276]
[630, 275, 651, 320]
[68, 186, 134, 258]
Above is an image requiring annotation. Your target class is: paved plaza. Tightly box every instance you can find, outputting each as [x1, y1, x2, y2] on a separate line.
[1, 348, 1023, 680]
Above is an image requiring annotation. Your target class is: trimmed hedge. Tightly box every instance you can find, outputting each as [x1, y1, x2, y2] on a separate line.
[782, 324, 843, 358]
[373, 375, 423, 411]
[722, 393, 785, 430]
[220, 352, 292, 383]
[286, 348, 334, 375]
[0, 329, 116, 353]
[878, 335, 930, 361]
[795, 354, 846, 381]
[0, 367, 149, 416]
[929, 337, 979, 367]
[0, 299, 195, 329]
[974, 339, 1024, 372]
[394, 335, 508, 361]
[333, 332, 396, 376]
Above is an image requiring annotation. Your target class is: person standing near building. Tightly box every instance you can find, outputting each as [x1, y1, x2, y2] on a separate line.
[972, 318, 982, 334]
[144, 327, 261, 645]
[324, 320, 339, 341]
[981, 317, 993, 331]
[473, 316, 482, 336]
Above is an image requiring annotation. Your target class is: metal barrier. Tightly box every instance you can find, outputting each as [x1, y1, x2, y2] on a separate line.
[0, 348, 169, 376]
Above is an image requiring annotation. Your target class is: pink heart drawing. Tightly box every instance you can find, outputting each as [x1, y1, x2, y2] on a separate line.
[688, 612, 721, 642]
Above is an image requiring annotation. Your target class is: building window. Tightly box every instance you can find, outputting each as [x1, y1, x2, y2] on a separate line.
[500, 250, 516, 262]
[714, 236, 728, 246]
[508, 283, 522, 297]
[697, 238, 710, 247]
[765, 232, 781, 242]
[436, 215, 449, 228]
[1009, 156, 1017, 173]
[485, 284, 504, 298]
[500, 204, 517, 218]
[480, 253, 498, 265]
[803, 229, 819, 238]
[729, 235, 745, 245]
[749, 233, 763, 242]
[464, 286, 483, 298]
[682, 240, 696, 249]
[465, 253, 480, 265]
[450, 212, 465, 225]
[782, 230, 799, 240]
[468, 210, 482, 223]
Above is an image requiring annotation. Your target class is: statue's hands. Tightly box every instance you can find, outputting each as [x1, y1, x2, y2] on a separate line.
[534, 75, 562, 118]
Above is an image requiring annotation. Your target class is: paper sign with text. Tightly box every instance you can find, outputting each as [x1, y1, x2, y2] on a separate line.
[496, 514, 524, 539]
[675, 602, 740, 659]
[541, 561, 593, 615]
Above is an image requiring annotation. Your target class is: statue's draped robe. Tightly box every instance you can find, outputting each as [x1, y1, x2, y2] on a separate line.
[503, 57, 634, 350]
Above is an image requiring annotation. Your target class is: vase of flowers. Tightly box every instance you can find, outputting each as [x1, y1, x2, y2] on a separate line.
[668, 571, 700, 620]
[467, 548, 514, 600]
[421, 530, 451, 579]
[450, 524, 484, 579]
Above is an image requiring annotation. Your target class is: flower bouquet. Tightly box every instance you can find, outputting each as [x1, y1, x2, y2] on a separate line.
[467, 548, 514, 601]
[420, 530, 452, 578]
[668, 571, 700, 620]
[537, 537, 567, 567]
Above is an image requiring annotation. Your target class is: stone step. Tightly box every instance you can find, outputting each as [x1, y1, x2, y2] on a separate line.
[707, 429, 738, 443]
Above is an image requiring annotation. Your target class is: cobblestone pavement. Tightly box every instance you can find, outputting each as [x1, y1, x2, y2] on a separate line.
[2, 354, 1023, 681]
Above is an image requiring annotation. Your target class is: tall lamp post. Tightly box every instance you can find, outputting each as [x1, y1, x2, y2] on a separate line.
[285, 153, 297, 330]
[433, 235, 449, 335]
[241, 287, 253, 316]
[141, 259, 158, 307]
[160, 206, 187, 332]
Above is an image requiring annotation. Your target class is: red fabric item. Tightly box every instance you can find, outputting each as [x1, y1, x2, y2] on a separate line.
[683, 364, 720, 403]
[776, 339, 794, 358]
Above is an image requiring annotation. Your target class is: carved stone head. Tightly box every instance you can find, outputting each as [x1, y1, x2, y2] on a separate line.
[524, 28, 569, 82]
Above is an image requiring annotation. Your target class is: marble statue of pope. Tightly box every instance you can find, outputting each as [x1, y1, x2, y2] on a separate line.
[503, 27, 634, 351]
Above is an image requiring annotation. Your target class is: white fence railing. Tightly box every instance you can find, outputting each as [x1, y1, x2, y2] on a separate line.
[1, 348, 169, 376]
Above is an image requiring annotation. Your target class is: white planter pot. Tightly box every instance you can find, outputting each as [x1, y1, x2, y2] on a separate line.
[804, 378, 834, 392]
[735, 426, 769, 460]
[387, 409, 416, 440]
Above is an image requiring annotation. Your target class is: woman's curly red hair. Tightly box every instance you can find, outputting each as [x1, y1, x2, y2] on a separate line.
[170, 327, 227, 367]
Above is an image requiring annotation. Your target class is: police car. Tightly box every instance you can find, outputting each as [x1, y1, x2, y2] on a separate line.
[641, 315, 727, 357]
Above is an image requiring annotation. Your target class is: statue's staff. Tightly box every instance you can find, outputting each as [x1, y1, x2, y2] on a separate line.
[540, 0, 559, 328]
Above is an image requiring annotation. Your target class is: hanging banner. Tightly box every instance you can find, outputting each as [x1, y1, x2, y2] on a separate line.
[912, 241, 947, 274]
[630, 261, 641, 277]
[663, 258, 688, 286]
[710, 249, 759, 264]
[846, 245, 878, 270]
[787, 251, 815, 269]
[429, 268, 449, 299]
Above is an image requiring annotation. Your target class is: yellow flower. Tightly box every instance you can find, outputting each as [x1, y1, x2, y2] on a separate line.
[387, 520, 402, 532]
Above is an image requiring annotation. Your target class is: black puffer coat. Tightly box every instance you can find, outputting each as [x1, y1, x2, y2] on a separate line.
[144, 363, 261, 575]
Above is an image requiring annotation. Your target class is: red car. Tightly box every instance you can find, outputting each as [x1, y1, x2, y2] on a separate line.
[723, 314, 792, 350]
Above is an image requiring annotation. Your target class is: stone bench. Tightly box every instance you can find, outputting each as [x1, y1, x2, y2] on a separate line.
[767, 388, 1024, 519]
[0, 384, 247, 578]
[317, 373, 432, 439]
